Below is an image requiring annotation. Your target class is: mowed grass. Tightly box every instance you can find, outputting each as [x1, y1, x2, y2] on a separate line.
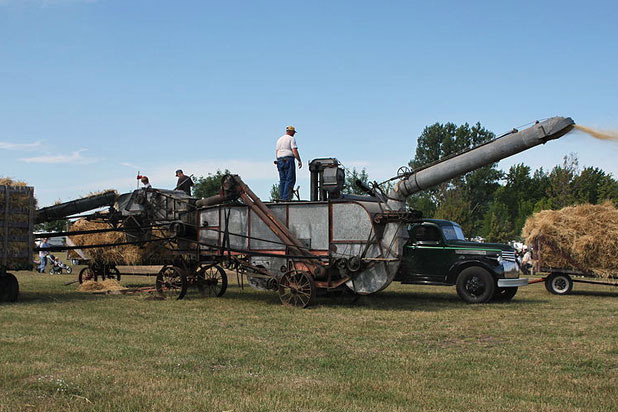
[1, 268, 617, 412]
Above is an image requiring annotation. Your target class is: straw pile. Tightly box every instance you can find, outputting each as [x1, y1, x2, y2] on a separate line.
[522, 201, 618, 277]
[69, 219, 172, 265]
[78, 279, 126, 292]
[0, 178, 33, 270]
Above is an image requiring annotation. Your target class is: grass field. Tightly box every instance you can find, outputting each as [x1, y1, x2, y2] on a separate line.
[1, 267, 617, 412]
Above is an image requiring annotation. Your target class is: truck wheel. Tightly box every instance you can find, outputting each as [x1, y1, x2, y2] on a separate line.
[493, 287, 518, 302]
[545, 273, 573, 295]
[456, 267, 496, 304]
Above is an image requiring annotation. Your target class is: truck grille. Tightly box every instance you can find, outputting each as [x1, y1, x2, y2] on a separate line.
[502, 250, 516, 262]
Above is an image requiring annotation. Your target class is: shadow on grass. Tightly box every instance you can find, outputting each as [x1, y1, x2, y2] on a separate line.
[568, 289, 618, 298]
[15, 290, 108, 304]
[209, 286, 546, 311]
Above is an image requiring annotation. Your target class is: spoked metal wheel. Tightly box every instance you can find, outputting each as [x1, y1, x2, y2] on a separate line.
[196, 265, 228, 297]
[156, 265, 188, 300]
[105, 266, 121, 282]
[78, 267, 97, 284]
[278, 270, 316, 308]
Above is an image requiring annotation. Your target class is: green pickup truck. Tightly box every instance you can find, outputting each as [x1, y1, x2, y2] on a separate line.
[395, 219, 527, 303]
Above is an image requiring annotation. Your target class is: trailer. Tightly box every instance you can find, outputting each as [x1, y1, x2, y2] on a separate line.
[529, 268, 618, 295]
[0, 184, 35, 302]
[529, 239, 618, 295]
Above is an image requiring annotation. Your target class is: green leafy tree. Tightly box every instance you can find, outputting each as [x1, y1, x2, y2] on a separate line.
[34, 219, 68, 233]
[572, 167, 618, 205]
[481, 200, 515, 243]
[434, 190, 475, 235]
[407, 121, 499, 235]
[270, 184, 280, 201]
[193, 170, 230, 199]
[343, 167, 370, 195]
[546, 154, 578, 209]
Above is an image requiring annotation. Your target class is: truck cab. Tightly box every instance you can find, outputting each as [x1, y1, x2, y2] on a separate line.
[395, 219, 526, 303]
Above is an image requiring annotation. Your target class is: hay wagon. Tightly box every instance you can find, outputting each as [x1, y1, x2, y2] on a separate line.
[529, 240, 618, 295]
[0, 184, 35, 302]
[523, 202, 618, 296]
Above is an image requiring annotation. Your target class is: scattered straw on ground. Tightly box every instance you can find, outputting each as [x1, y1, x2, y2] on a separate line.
[522, 201, 618, 277]
[78, 279, 126, 292]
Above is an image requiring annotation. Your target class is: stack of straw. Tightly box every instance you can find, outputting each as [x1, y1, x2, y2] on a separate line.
[69, 219, 172, 265]
[0, 178, 33, 270]
[522, 201, 618, 278]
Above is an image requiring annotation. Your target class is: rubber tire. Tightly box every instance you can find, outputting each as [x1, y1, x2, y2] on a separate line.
[0, 273, 19, 302]
[456, 267, 496, 304]
[493, 287, 518, 302]
[66, 266, 73, 275]
[545, 273, 573, 295]
[78, 267, 97, 284]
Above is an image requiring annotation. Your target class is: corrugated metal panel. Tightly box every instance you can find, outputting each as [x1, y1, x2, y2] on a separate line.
[249, 205, 287, 250]
[289, 204, 328, 250]
[332, 203, 372, 241]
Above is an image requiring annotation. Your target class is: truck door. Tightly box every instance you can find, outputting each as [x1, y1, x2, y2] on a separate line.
[402, 223, 451, 283]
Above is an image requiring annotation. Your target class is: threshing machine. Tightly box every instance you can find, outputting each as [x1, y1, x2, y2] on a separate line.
[34, 116, 575, 307]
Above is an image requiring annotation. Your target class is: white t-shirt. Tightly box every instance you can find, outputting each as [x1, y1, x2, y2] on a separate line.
[275, 134, 297, 158]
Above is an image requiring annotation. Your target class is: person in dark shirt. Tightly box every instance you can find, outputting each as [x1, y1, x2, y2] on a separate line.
[175, 169, 194, 195]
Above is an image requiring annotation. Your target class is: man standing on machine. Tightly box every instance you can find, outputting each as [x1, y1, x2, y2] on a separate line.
[175, 169, 194, 195]
[275, 125, 302, 200]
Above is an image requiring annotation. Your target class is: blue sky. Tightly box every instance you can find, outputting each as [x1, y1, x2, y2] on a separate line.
[1, 0, 617, 207]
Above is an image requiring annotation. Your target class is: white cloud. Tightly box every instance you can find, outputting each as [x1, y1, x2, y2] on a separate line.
[20, 149, 98, 164]
[0, 141, 42, 151]
[120, 162, 142, 170]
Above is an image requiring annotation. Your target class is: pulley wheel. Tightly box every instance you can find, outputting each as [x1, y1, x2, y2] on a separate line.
[278, 270, 316, 308]
[196, 265, 228, 298]
[156, 265, 188, 300]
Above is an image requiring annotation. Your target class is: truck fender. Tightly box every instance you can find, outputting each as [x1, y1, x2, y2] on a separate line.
[447, 259, 500, 284]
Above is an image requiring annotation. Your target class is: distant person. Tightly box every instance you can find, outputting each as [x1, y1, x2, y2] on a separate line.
[275, 125, 302, 201]
[140, 176, 151, 189]
[175, 169, 194, 195]
[38, 238, 50, 273]
[520, 246, 533, 275]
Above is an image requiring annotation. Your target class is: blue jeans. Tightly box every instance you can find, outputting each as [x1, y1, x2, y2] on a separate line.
[277, 156, 296, 200]
[39, 256, 47, 273]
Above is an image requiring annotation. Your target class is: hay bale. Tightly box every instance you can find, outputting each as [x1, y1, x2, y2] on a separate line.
[522, 201, 618, 277]
[1, 179, 34, 270]
[69, 219, 172, 265]
[0, 178, 27, 187]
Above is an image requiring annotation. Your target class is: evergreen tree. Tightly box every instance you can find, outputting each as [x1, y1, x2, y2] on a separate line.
[193, 170, 230, 199]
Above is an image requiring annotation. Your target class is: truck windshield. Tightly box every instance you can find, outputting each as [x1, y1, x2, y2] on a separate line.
[441, 224, 465, 241]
